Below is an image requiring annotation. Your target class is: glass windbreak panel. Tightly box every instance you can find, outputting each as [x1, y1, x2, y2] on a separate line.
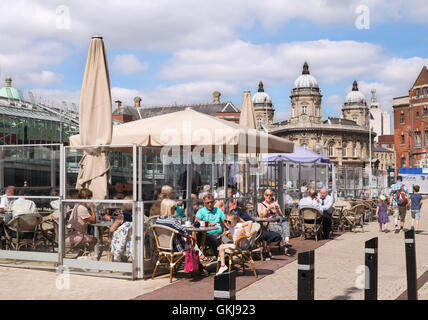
[315, 164, 327, 191]
[65, 147, 135, 200]
[300, 163, 315, 190]
[0, 145, 61, 197]
[61, 199, 134, 278]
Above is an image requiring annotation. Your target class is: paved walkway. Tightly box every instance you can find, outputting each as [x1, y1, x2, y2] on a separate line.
[238, 199, 428, 300]
[0, 200, 427, 300]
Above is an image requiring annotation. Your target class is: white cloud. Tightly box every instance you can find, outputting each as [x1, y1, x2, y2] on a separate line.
[111, 81, 238, 107]
[159, 39, 385, 86]
[111, 54, 148, 75]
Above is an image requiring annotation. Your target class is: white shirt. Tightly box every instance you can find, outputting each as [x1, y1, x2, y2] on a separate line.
[9, 197, 38, 217]
[298, 196, 322, 212]
[0, 194, 11, 209]
[318, 193, 334, 215]
[228, 222, 244, 248]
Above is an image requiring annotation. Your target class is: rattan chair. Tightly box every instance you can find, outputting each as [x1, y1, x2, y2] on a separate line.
[343, 204, 365, 232]
[299, 206, 323, 241]
[216, 222, 261, 278]
[151, 224, 187, 283]
[3, 213, 43, 250]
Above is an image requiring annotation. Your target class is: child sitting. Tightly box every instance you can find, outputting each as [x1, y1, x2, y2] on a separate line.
[216, 212, 253, 275]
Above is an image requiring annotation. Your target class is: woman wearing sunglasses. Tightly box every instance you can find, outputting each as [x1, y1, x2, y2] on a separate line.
[257, 189, 291, 256]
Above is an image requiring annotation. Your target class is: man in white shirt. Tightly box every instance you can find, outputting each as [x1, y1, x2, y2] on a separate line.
[319, 188, 335, 239]
[0, 185, 15, 213]
[3, 189, 40, 240]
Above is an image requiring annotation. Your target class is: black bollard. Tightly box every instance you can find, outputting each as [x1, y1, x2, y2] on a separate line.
[297, 250, 315, 300]
[404, 229, 418, 300]
[214, 269, 236, 300]
[364, 237, 378, 300]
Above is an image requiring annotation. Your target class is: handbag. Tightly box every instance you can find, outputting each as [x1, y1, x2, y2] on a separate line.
[184, 238, 199, 273]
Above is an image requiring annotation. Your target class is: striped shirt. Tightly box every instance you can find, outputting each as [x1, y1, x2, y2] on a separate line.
[155, 216, 189, 252]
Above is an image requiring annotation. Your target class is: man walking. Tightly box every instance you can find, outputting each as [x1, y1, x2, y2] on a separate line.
[389, 176, 409, 233]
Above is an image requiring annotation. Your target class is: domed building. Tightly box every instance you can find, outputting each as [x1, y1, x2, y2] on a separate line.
[252, 81, 274, 129]
[267, 62, 375, 168]
[0, 77, 24, 102]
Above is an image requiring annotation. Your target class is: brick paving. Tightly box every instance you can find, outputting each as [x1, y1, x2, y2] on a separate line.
[133, 232, 343, 300]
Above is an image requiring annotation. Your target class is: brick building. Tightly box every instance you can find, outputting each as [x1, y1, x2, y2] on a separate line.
[393, 66, 428, 168]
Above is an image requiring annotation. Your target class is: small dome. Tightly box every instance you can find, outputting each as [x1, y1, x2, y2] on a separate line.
[345, 80, 366, 105]
[252, 81, 272, 104]
[0, 77, 23, 101]
[293, 62, 318, 89]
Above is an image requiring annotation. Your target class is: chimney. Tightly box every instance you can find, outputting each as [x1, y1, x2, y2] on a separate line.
[213, 91, 221, 103]
[114, 100, 122, 109]
[5, 77, 12, 87]
[134, 96, 141, 108]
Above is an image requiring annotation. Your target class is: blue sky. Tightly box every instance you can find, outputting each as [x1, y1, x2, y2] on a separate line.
[1, 0, 427, 129]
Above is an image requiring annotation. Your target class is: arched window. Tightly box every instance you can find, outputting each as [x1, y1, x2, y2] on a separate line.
[302, 106, 307, 115]
[328, 144, 334, 157]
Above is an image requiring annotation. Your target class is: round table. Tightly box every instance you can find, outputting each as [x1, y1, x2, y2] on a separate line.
[254, 217, 279, 223]
[182, 225, 218, 232]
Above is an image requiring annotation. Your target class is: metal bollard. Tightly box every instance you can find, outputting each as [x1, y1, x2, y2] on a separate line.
[214, 270, 236, 300]
[404, 229, 418, 300]
[364, 237, 378, 300]
[297, 250, 315, 300]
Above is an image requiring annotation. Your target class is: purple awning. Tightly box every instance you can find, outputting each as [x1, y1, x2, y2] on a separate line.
[262, 145, 330, 163]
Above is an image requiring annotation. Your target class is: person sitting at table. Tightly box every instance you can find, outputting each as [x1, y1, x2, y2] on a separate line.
[183, 193, 199, 219]
[216, 212, 253, 275]
[149, 192, 168, 217]
[298, 188, 323, 211]
[65, 188, 97, 252]
[2, 188, 41, 240]
[232, 199, 282, 260]
[318, 188, 335, 239]
[155, 199, 207, 260]
[257, 188, 291, 253]
[0, 185, 16, 214]
[107, 195, 133, 262]
[195, 193, 226, 258]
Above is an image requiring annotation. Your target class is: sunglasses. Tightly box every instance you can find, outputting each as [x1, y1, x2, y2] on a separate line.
[265, 194, 273, 197]
[205, 201, 214, 204]
[224, 220, 232, 224]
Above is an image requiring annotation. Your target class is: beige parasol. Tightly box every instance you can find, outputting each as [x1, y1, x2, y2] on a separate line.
[70, 108, 293, 154]
[238, 90, 258, 193]
[75, 36, 112, 200]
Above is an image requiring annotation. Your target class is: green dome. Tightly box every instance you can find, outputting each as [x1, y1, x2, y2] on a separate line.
[0, 77, 24, 101]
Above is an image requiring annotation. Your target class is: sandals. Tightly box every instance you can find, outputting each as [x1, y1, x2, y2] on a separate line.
[200, 256, 215, 263]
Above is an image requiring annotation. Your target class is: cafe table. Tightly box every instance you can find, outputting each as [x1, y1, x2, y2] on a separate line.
[182, 225, 218, 268]
[92, 220, 114, 259]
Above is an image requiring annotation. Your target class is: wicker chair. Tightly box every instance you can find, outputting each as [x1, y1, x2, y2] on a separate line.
[289, 207, 301, 237]
[3, 213, 43, 250]
[216, 222, 261, 278]
[343, 204, 365, 232]
[299, 207, 323, 242]
[151, 224, 188, 283]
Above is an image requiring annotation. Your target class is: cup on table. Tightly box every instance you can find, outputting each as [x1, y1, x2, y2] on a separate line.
[200, 221, 206, 227]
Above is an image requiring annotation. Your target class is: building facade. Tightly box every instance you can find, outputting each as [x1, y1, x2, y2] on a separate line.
[267, 63, 375, 168]
[393, 66, 428, 169]
[369, 89, 391, 141]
